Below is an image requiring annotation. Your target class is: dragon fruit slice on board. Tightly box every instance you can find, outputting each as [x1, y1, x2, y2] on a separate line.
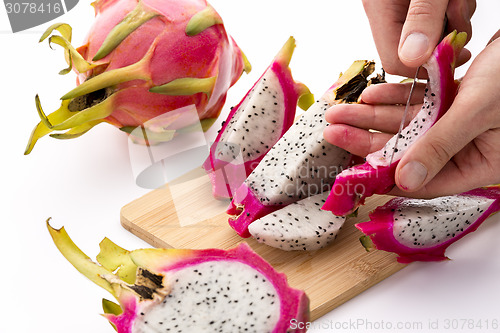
[248, 191, 346, 251]
[26, 0, 251, 154]
[47, 220, 309, 332]
[322, 31, 467, 216]
[202, 36, 314, 199]
[228, 60, 383, 237]
[356, 186, 500, 263]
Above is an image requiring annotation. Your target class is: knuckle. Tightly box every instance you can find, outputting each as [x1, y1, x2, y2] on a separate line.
[406, 0, 437, 20]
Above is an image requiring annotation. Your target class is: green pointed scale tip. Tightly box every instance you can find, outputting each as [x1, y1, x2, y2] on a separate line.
[97, 238, 138, 284]
[40, 23, 97, 75]
[327, 60, 375, 102]
[199, 117, 217, 132]
[49, 120, 104, 140]
[346, 208, 359, 219]
[296, 83, 314, 111]
[129, 248, 194, 272]
[338, 60, 373, 86]
[37, 93, 115, 132]
[399, 77, 414, 84]
[35, 95, 54, 129]
[60, 57, 150, 100]
[102, 298, 124, 316]
[241, 50, 252, 74]
[451, 30, 467, 52]
[185, 5, 223, 36]
[359, 235, 375, 252]
[149, 76, 217, 98]
[93, 1, 158, 61]
[275, 36, 296, 68]
[102, 298, 121, 332]
[62, 38, 155, 101]
[46, 218, 117, 296]
[25, 98, 73, 155]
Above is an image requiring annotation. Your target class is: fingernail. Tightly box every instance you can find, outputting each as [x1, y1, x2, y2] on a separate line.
[399, 161, 428, 191]
[400, 33, 429, 61]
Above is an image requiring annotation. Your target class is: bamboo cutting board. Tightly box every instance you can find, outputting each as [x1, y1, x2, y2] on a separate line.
[120, 167, 406, 321]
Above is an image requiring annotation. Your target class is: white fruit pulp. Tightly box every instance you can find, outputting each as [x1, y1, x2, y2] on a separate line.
[392, 195, 494, 248]
[215, 70, 285, 164]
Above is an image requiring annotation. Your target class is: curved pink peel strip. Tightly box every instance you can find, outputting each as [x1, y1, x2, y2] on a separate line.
[323, 163, 397, 216]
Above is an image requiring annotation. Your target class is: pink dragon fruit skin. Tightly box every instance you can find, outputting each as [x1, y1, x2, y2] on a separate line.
[228, 61, 379, 238]
[25, 0, 250, 154]
[202, 37, 313, 199]
[356, 186, 500, 264]
[47, 221, 309, 332]
[322, 31, 467, 216]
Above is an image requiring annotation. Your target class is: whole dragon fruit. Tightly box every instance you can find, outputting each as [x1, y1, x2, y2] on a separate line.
[322, 31, 467, 216]
[202, 36, 314, 199]
[356, 186, 500, 263]
[47, 220, 309, 332]
[228, 60, 382, 237]
[25, 0, 250, 154]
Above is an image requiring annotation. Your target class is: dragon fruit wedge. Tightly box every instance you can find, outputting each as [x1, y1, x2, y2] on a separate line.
[202, 36, 314, 199]
[47, 221, 309, 332]
[248, 191, 346, 251]
[228, 60, 384, 237]
[25, 0, 251, 154]
[356, 186, 500, 263]
[322, 31, 467, 216]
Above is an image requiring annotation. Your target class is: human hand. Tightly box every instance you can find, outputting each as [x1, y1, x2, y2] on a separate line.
[362, 0, 475, 77]
[324, 30, 500, 198]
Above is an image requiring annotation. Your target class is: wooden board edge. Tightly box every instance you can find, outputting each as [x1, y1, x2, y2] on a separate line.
[120, 206, 172, 248]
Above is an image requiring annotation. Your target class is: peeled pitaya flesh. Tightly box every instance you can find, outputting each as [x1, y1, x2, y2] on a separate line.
[228, 60, 383, 237]
[322, 31, 467, 216]
[356, 186, 500, 263]
[202, 36, 314, 199]
[25, 0, 251, 154]
[47, 221, 309, 332]
[248, 191, 346, 251]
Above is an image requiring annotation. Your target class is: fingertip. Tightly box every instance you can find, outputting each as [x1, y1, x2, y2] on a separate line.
[359, 84, 379, 104]
[324, 105, 337, 124]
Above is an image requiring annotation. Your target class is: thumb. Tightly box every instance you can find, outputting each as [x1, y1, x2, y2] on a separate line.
[398, 0, 449, 68]
[395, 106, 478, 192]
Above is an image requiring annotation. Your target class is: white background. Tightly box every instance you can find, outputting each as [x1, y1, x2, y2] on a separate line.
[1, 1, 500, 332]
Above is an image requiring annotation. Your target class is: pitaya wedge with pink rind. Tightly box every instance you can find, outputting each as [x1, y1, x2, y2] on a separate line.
[228, 60, 382, 237]
[25, 0, 251, 154]
[202, 36, 314, 199]
[356, 186, 500, 263]
[47, 220, 309, 332]
[322, 31, 467, 216]
[248, 191, 346, 251]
